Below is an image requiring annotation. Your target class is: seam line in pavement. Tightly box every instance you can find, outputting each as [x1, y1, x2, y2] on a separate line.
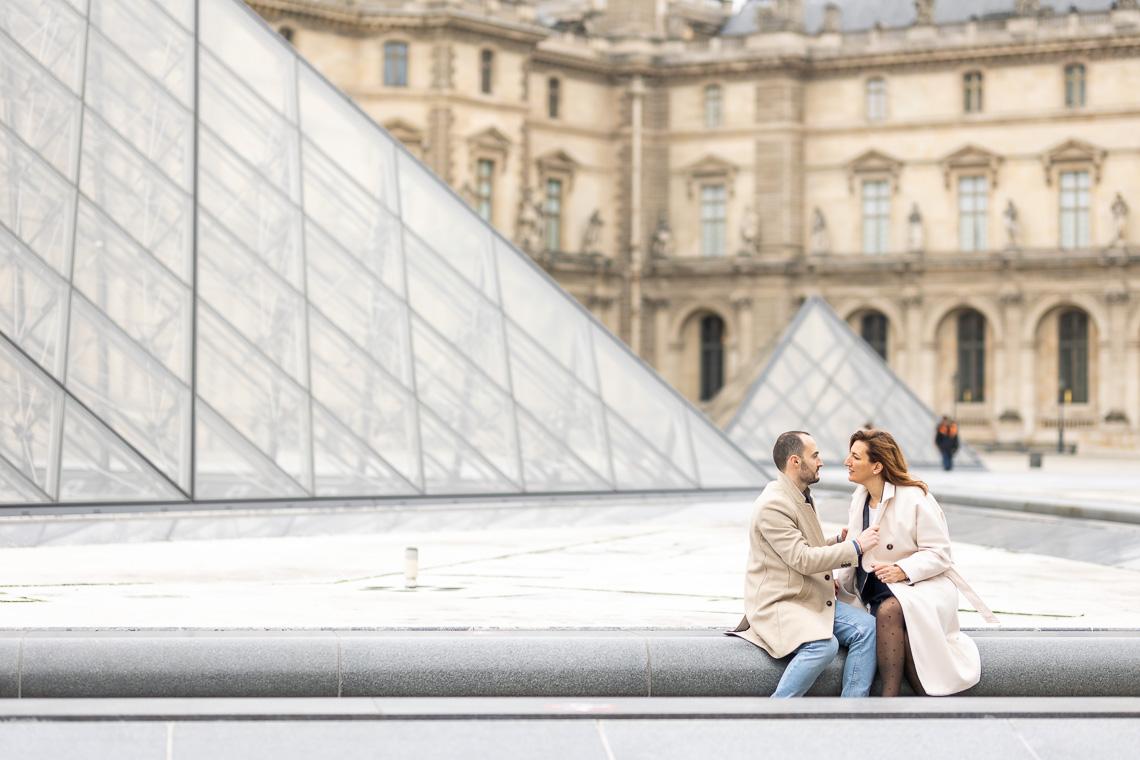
[1008, 718, 1044, 760]
[595, 719, 617, 760]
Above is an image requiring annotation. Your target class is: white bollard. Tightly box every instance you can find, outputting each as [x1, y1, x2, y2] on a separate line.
[404, 546, 419, 589]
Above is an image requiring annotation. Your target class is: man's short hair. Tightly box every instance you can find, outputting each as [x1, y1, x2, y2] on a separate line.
[773, 431, 809, 472]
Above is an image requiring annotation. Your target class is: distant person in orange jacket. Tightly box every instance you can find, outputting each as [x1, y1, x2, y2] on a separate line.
[935, 416, 959, 471]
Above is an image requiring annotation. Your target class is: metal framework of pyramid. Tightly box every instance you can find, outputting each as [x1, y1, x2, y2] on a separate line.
[726, 297, 984, 470]
[0, 0, 764, 506]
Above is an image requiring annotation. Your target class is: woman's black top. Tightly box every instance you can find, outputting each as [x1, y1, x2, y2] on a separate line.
[857, 494, 895, 610]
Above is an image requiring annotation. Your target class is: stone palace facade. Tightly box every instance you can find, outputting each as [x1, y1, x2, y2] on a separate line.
[248, 0, 1140, 450]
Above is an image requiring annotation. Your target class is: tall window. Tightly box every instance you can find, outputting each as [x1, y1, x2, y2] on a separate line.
[1059, 170, 1090, 250]
[963, 71, 983, 113]
[700, 184, 727, 257]
[547, 77, 560, 119]
[958, 175, 988, 252]
[862, 179, 890, 254]
[1058, 310, 1089, 403]
[704, 84, 723, 128]
[866, 77, 886, 122]
[480, 49, 494, 94]
[1064, 63, 1086, 109]
[860, 312, 888, 361]
[475, 159, 494, 222]
[956, 310, 986, 403]
[699, 315, 726, 401]
[543, 178, 562, 252]
[383, 41, 408, 87]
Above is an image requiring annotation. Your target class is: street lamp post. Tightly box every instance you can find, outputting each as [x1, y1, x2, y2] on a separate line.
[1058, 385, 1071, 454]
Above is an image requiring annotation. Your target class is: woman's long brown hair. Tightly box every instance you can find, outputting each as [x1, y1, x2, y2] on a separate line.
[849, 429, 929, 495]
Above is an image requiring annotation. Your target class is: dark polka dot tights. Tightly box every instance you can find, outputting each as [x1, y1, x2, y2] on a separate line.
[875, 597, 926, 697]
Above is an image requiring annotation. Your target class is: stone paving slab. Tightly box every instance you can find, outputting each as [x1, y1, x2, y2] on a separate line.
[3, 696, 1140, 720]
[0, 714, 1138, 760]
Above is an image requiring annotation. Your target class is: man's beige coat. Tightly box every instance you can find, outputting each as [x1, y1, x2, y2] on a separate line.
[834, 482, 988, 696]
[730, 473, 859, 658]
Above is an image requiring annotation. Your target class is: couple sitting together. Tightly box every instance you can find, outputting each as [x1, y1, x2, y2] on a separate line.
[732, 428, 997, 697]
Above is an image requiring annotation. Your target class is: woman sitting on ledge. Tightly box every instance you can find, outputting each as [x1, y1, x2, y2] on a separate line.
[836, 428, 998, 696]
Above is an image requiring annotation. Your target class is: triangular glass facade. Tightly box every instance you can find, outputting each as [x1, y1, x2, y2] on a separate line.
[727, 297, 985, 470]
[0, 0, 764, 505]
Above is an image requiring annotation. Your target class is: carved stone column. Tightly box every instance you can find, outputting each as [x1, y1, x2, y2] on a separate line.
[730, 295, 754, 381]
[1104, 287, 1131, 425]
[998, 287, 1026, 442]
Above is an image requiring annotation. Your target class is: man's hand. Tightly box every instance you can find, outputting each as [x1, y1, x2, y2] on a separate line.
[833, 579, 840, 595]
[855, 525, 879, 552]
[836, 527, 848, 543]
[871, 562, 908, 584]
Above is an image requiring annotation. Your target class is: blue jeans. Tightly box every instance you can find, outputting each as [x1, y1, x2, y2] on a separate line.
[771, 602, 877, 698]
[941, 450, 954, 471]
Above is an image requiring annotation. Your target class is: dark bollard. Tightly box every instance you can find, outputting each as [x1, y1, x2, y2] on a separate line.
[1029, 451, 1043, 468]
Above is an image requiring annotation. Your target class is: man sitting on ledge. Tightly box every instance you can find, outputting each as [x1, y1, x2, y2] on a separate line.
[730, 430, 880, 697]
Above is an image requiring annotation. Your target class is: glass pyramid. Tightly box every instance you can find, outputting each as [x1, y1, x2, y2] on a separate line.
[726, 297, 985, 470]
[0, 0, 764, 505]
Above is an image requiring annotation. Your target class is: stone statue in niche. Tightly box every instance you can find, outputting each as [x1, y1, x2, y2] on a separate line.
[907, 203, 925, 253]
[1002, 200, 1020, 250]
[650, 215, 674, 259]
[914, 0, 935, 26]
[739, 206, 761, 255]
[1111, 192, 1130, 247]
[516, 187, 544, 253]
[580, 209, 604, 253]
[809, 207, 830, 255]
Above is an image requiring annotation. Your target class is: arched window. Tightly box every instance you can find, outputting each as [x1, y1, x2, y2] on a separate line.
[860, 311, 888, 361]
[1058, 310, 1089, 403]
[1064, 63, 1086, 109]
[480, 49, 494, 94]
[865, 77, 886, 122]
[547, 77, 560, 119]
[704, 84, 722, 128]
[963, 71, 983, 113]
[383, 41, 408, 87]
[956, 310, 986, 402]
[699, 315, 726, 401]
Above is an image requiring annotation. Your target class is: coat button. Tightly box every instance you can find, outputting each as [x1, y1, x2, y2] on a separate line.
[824, 574, 830, 581]
[826, 600, 833, 607]
[887, 543, 894, 550]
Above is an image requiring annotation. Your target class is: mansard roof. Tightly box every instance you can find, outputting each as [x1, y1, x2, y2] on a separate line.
[721, 0, 1116, 37]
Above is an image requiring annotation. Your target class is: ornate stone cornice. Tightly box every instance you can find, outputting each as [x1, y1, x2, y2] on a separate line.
[678, 154, 739, 199]
[940, 144, 1004, 189]
[846, 149, 902, 194]
[1041, 138, 1107, 185]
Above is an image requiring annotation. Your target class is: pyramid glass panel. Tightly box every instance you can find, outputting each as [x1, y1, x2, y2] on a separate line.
[0, 337, 62, 495]
[727, 297, 984, 470]
[0, 224, 69, 377]
[0, 0, 765, 506]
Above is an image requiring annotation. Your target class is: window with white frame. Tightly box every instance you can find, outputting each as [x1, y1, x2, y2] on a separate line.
[861, 179, 890, 254]
[704, 84, 723, 128]
[866, 77, 886, 122]
[1064, 63, 1086, 109]
[700, 184, 727, 257]
[1059, 170, 1090, 249]
[475, 159, 494, 222]
[384, 41, 408, 87]
[544, 178, 563, 252]
[958, 175, 988, 252]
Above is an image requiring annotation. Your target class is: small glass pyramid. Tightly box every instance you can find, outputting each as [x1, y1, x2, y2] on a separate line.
[0, 0, 764, 504]
[727, 297, 985, 470]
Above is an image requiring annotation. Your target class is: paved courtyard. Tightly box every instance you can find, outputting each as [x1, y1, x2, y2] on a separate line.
[2, 454, 1140, 630]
